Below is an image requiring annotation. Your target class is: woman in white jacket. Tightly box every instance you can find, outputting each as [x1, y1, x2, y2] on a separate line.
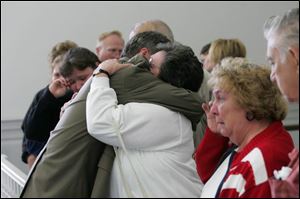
[87, 44, 204, 197]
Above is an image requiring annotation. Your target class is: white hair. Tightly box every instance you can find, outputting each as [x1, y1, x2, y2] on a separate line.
[263, 8, 299, 61]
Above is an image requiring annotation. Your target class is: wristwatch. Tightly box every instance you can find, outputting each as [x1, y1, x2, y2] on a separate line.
[93, 68, 110, 78]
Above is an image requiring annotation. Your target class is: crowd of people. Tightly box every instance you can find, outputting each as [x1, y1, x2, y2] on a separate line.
[19, 8, 298, 198]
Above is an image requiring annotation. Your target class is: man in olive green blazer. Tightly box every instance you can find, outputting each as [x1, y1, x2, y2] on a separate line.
[21, 53, 204, 197]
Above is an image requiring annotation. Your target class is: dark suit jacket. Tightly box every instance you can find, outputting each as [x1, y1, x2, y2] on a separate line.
[21, 55, 203, 197]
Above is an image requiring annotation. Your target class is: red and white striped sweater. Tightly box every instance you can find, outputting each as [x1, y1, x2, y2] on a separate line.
[195, 121, 294, 198]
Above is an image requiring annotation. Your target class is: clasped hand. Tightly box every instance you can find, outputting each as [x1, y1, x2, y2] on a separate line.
[96, 59, 133, 75]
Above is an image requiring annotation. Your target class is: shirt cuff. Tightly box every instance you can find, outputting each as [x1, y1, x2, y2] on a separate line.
[91, 76, 110, 90]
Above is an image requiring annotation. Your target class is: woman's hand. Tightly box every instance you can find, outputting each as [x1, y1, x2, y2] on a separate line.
[97, 59, 133, 75]
[202, 101, 218, 133]
[49, 78, 69, 98]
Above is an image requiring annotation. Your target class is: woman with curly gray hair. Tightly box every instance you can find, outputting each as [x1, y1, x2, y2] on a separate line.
[195, 57, 294, 198]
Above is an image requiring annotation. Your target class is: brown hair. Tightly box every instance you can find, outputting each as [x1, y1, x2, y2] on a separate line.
[49, 40, 78, 70]
[208, 38, 246, 66]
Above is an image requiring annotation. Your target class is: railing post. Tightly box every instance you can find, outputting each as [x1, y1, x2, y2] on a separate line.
[1, 154, 27, 198]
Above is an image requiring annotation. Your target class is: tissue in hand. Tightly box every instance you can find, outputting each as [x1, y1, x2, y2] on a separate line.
[273, 166, 292, 180]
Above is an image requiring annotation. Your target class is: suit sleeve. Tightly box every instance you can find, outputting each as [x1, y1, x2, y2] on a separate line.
[111, 64, 204, 130]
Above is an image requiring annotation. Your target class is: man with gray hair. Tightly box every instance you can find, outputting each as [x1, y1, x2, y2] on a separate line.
[96, 30, 125, 62]
[264, 7, 299, 198]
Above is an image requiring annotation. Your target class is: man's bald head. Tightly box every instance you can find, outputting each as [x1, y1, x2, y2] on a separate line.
[129, 19, 174, 42]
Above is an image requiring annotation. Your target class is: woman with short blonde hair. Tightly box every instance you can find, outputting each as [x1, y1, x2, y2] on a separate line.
[204, 38, 246, 72]
[195, 57, 293, 198]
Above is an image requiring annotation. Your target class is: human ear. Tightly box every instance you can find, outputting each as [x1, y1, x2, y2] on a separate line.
[288, 47, 299, 66]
